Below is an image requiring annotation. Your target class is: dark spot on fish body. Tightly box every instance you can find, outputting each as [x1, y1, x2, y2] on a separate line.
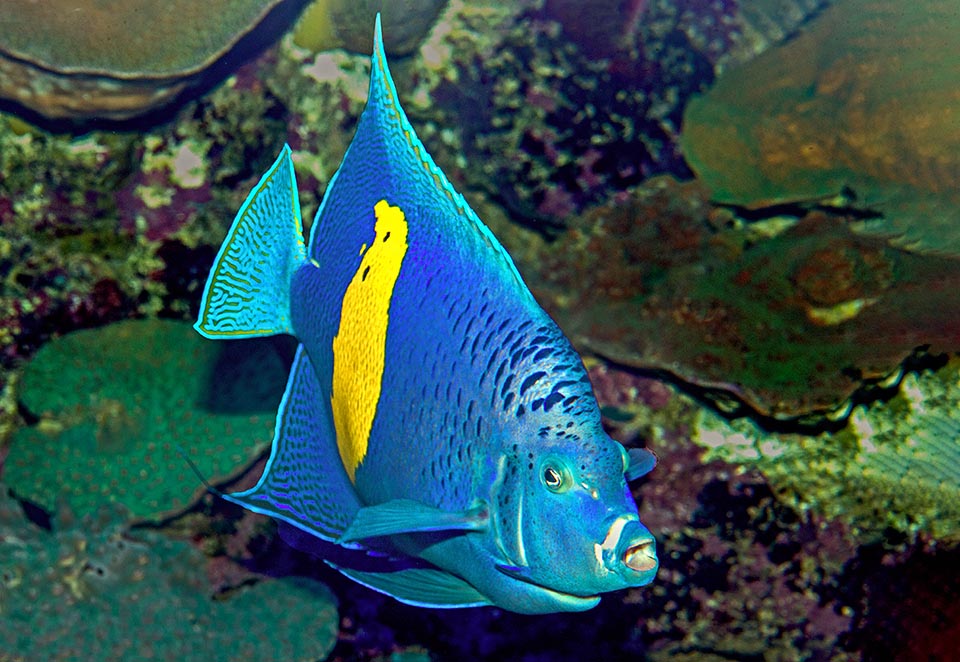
[533, 347, 554, 362]
[470, 333, 482, 360]
[383, 231, 391, 242]
[481, 352, 499, 384]
[502, 392, 515, 410]
[519, 371, 547, 396]
[361, 265, 370, 280]
[494, 358, 509, 386]
[509, 348, 526, 370]
[450, 302, 466, 331]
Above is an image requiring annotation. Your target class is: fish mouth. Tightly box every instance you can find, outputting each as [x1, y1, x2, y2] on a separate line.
[601, 516, 659, 582]
[622, 539, 657, 573]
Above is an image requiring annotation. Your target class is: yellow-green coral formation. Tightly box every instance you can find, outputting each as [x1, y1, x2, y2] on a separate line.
[0, 491, 338, 661]
[293, 0, 448, 55]
[0, 0, 298, 121]
[3, 320, 287, 520]
[680, 0, 960, 253]
[694, 359, 960, 540]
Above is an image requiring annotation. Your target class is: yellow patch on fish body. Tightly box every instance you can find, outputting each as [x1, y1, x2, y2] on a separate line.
[331, 199, 409, 482]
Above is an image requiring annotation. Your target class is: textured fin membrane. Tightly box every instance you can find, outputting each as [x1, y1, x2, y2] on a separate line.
[339, 499, 489, 544]
[225, 345, 362, 540]
[331, 564, 492, 608]
[196, 144, 307, 339]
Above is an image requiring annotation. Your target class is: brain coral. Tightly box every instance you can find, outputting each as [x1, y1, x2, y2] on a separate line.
[0, 489, 338, 661]
[3, 319, 287, 520]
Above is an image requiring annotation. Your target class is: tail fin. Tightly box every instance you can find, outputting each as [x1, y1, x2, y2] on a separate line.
[195, 144, 307, 339]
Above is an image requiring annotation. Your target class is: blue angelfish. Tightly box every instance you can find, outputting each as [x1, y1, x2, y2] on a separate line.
[195, 15, 658, 614]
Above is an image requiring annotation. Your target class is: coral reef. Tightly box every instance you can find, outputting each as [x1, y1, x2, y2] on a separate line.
[513, 176, 960, 421]
[851, 539, 960, 660]
[3, 320, 288, 520]
[293, 0, 448, 56]
[412, 0, 832, 234]
[0, 2, 955, 658]
[0, 59, 290, 406]
[0, 0, 306, 122]
[427, 1, 709, 231]
[0, 488, 338, 661]
[694, 357, 960, 540]
[681, 0, 960, 253]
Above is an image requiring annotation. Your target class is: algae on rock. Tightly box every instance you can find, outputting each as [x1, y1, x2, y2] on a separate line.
[0, 490, 338, 661]
[4, 319, 288, 520]
[694, 359, 960, 540]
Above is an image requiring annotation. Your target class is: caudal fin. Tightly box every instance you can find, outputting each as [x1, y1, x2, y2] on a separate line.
[195, 144, 307, 339]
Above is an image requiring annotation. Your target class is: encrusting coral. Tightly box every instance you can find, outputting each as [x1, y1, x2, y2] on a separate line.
[694, 357, 960, 540]
[0, 487, 339, 661]
[4, 319, 288, 520]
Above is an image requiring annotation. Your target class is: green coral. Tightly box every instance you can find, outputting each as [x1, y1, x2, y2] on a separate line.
[0, 490, 338, 661]
[694, 359, 960, 540]
[3, 319, 287, 520]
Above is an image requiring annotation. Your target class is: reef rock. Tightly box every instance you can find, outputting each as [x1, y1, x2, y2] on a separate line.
[680, 0, 960, 253]
[693, 358, 960, 540]
[520, 178, 960, 420]
[293, 0, 448, 56]
[0, 0, 305, 121]
[0, 493, 338, 661]
[4, 320, 287, 520]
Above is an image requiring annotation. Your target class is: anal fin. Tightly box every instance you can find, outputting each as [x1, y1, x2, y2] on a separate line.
[225, 344, 361, 541]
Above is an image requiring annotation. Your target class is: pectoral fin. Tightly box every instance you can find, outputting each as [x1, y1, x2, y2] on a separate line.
[339, 499, 489, 544]
[626, 448, 657, 481]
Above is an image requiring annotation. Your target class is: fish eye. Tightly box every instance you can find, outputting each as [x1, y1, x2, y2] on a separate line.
[540, 460, 571, 493]
[543, 466, 563, 490]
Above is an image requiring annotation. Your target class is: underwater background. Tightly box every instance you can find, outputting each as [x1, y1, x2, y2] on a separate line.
[0, 0, 958, 659]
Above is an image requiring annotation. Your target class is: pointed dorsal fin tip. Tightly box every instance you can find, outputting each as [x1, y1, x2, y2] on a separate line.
[373, 12, 384, 57]
[364, 15, 531, 296]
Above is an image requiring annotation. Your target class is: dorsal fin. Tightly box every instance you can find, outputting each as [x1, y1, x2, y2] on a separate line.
[306, 13, 533, 304]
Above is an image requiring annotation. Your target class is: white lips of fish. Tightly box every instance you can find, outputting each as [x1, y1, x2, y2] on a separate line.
[595, 515, 657, 573]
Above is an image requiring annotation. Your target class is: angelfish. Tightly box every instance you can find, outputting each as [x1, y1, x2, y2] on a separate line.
[195, 15, 658, 614]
